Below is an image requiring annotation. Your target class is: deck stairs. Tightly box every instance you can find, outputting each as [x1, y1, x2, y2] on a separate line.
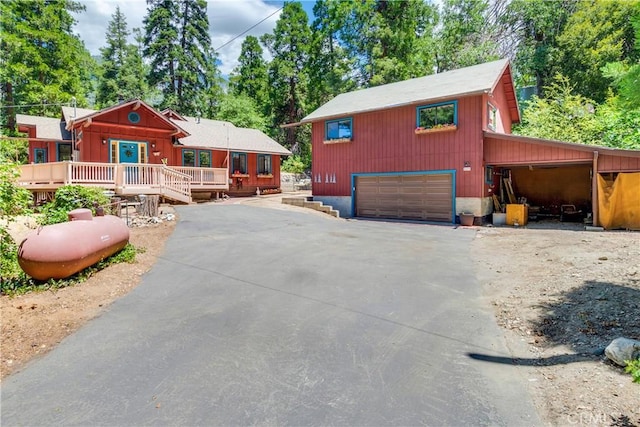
[281, 196, 340, 218]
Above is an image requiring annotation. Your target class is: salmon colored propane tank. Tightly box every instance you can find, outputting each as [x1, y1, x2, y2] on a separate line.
[18, 209, 130, 281]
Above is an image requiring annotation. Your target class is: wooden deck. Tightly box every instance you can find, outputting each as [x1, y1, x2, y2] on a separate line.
[18, 162, 229, 204]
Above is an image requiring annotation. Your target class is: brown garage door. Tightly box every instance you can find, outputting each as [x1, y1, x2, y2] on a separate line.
[355, 173, 453, 222]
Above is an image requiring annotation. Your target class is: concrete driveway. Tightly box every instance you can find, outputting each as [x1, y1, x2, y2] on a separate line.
[1, 203, 540, 426]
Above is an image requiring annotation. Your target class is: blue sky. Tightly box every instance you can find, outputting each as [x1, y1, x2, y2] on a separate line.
[74, 0, 317, 75]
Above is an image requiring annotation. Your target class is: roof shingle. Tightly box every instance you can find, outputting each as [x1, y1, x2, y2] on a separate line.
[302, 59, 511, 122]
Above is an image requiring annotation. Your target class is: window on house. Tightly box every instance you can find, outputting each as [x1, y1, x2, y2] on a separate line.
[257, 154, 272, 175]
[325, 117, 352, 140]
[487, 103, 497, 131]
[232, 152, 247, 174]
[485, 166, 494, 184]
[183, 149, 196, 167]
[57, 143, 72, 161]
[34, 148, 47, 163]
[416, 101, 457, 129]
[139, 143, 148, 163]
[199, 151, 211, 167]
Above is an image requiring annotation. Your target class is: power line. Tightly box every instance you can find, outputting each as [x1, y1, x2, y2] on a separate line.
[214, 6, 283, 51]
[1, 102, 69, 109]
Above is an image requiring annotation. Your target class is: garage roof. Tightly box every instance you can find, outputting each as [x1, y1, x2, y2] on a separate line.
[301, 59, 517, 123]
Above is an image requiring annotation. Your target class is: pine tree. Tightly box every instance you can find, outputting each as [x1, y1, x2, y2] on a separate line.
[328, 0, 438, 87]
[261, 2, 311, 154]
[229, 36, 268, 111]
[96, 6, 148, 107]
[0, 0, 94, 130]
[143, 0, 219, 114]
[307, 0, 355, 111]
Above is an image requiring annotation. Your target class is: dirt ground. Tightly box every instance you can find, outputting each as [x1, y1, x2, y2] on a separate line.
[1, 198, 638, 426]
[473, 225, 640, 427]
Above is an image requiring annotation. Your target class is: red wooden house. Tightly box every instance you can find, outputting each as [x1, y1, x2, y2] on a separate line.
[293, 59, 640, 228]
[16, 99, 291, 204]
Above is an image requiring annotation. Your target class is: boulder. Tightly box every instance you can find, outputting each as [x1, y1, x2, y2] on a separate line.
[604, 337, 640, 367]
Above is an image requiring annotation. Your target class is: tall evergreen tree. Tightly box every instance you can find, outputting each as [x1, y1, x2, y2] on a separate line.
[261, 2, 311, 154]
[143, 0, 219, 114]
[307, 0, 355, 111]
[96, 6, 149, 107]
[336, 0, 438, 87]
[229, 36, 269, 111]
[0, 0, 94, 131]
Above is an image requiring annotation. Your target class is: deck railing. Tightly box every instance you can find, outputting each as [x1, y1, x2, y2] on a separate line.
[18, 161, 229, 203]
[171, 166, 228, 189]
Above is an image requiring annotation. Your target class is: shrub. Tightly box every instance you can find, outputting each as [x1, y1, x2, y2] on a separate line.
[39, 185, 111, 225]
[625, 358, 640, 384]
[0, 227, 23, 287]
[0, 162, 32, 218]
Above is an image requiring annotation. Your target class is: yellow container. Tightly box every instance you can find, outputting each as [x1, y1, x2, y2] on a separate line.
[506, 204, 528, 226]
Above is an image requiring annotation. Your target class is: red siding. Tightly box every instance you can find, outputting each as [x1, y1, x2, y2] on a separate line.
[484, 136, 593, 165]
[312, 96, 486, 198]
[484, 73, 516, 133]
[599, 154, 640, 172]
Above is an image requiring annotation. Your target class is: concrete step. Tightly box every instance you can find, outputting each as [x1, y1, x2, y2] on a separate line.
[282, 197, 340, 218]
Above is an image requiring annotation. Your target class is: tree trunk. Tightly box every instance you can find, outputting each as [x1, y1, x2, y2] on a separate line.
[3, 82, 16, 132]
[138, 195, 159, 217]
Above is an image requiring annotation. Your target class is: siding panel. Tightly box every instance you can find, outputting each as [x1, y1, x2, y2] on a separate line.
[313, 96, 485, 198]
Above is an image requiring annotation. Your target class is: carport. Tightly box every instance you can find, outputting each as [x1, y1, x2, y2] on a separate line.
[484, 132, 640, 229]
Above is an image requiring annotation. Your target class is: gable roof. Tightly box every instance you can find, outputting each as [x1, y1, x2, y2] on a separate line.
[61, 106, 96, 123]
[301, 59, 518, 123]
[174, 116, 291, 155]
[64, 99, 187, 136]
[16, 101, 291, 156]
[16, 114, 71, 141]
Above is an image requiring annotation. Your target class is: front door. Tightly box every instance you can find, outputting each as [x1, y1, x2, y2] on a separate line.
[119, 142, 139, 163]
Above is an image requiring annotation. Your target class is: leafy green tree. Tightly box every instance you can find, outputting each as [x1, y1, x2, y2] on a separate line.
[0, 162, 32, 219]
[261, 2, 311, 154]
[435, 0, 500, 72]
[505, 0, 577, 93]
[556, 0, 639, 103]
[601, 6, 640, 108]
[596, 102, 640, 149]
[0, 136, 28, 164]
[96, 6, 149, 107]
[229, 36, 269, 111]
[281, 155, 306, 173]
[143, 0, 219, 114]
[514, 75, 603, 145]
[0, 0, 94, 131]
[215, 94, 267, 132]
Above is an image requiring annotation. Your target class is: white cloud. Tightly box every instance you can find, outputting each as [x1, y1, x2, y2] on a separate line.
[73, 0, 282, 76]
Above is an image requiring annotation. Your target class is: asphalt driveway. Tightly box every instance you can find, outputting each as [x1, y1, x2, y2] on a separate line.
[1, 203, 540, 426]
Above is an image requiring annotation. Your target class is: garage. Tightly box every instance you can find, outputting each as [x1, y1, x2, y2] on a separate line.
[354, 172, 454, 222]
[484, 132, 640, 229]
[496, 164, 593, 222]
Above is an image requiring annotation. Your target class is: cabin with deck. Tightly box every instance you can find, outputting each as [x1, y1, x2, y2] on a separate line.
[16, 99, 291, 204]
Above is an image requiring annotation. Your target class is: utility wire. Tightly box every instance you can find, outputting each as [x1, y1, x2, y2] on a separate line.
[214, 6, 283, 51]
[1, 102, 69, 109]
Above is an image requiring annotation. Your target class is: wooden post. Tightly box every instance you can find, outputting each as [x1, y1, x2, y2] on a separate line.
[592, 151, 599, 227]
